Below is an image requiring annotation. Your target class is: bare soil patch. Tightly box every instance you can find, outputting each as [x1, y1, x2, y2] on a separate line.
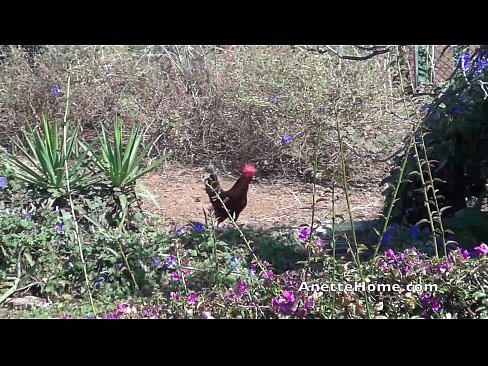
[137, 164, 385, 231]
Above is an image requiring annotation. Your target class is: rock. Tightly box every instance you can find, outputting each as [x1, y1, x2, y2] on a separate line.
[4, 296, 50, 310]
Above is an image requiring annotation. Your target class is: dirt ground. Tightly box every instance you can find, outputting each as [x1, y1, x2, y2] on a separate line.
[137, 164, 385, 231]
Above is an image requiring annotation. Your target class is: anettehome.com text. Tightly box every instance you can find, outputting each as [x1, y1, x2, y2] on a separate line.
[299, 282, 437, 293]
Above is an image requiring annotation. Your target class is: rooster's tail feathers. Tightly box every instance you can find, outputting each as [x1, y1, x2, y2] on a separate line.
[203, 164, 220, 194]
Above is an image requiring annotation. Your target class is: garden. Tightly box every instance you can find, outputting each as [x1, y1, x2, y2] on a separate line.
[0, 45, 487, 319]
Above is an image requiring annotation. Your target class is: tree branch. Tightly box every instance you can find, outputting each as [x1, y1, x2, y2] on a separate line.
[296, 45, 398, 61]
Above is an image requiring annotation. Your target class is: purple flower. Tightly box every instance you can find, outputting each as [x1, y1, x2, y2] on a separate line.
[280, 302, 294, 314]
[162, 255, 176, 270]
[282, 290, 295, 304]
[474, 243, 488, 255]
[452, 247, 470, 260]
[431, 299, 441, 312]
[382, 224, 399, 245]
[104, 312, 120, 319]
[458, 52, 472, 71]
[248, 262, 257, 277]
[170, 291, 180, 300]
[236, 279, 247, 295]
[420, 293, 431, 302]
[227, 290, 238, 302]
[116, 304, 126, 314]
[271, 297, 281, 311]
[409, 225, 420, 239]
[475, 55, 488, 75]
[272, 291, 297, 315]
[152, 258, 160, 266]
[94, 277, 106, 286]
[230, 255, 239, 270]
[52, 85, 60, 96]
[461, 249, 470, 259]
[270, 95, 278, 104]
[316, 237, 323, 246]
[451, 104, 462, 116]
[0, 177, 7, 188]
[385, 248, 395, 260]
[187, 293, 198, 304]
[170, 272, 180, 281]
[397, 252, 405, 261]
[378, 259, 388, 269]
[193, 222, 204, 232]
[304, 296, 313, 310]
[55, 221, 63, 234]
[261, 269, 273, 287]
[401, 264, 409, 273]
[280, 134, 293, 144]
[437, 262, 449, 273]
[298, 227, 311, 242]
[143, 307, 157, 318]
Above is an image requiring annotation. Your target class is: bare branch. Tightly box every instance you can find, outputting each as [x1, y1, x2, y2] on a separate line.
[296, 45, 398, 61]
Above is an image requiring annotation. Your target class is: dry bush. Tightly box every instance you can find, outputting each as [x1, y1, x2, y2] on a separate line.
[0, 45, 415, 188]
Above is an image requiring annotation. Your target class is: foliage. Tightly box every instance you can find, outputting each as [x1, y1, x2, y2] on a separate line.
[5, 116, 94, 207]
[2, 192, 488, 319]
[81, 118, 169, 188]
[381, 47, 488, 247]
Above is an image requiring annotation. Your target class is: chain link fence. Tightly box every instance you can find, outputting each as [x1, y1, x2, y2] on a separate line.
[409, 45, 480, 90]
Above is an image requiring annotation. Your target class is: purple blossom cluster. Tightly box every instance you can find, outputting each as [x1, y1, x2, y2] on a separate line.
[420, 292, 441, 317]
[226, 279, 249, 303]
[271, 289, 313, 318]
[298, 227, 324, 249]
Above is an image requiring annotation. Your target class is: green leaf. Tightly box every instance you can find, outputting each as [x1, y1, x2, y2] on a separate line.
[24, 252, 35, 267]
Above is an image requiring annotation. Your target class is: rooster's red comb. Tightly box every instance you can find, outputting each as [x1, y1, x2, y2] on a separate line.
[242, 164, 256, 176]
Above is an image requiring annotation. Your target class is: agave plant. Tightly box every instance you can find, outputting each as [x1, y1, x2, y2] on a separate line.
[6, 116, 96, 198]
[82, 118, 169, 188]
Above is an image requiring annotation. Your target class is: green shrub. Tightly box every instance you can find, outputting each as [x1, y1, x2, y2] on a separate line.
[381, 48, 488, 247]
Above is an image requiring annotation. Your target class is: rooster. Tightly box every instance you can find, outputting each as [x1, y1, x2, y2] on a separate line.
[204, 163, 256, 224]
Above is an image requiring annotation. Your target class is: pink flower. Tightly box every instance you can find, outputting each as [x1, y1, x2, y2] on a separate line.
[116, 304, 128, 315]
[474, 243, 488, 255]
[385, 248, 395, 260]
[378, 259, 388, 269]
[170, 291, 180, 300]
[316, 237, 323, 246]
[187, 293, 198, 303]
[236, 279, 247, 295]
[282, 290, 295, 304]
[437, 262, 449, 273]
[431, 299, 441, 312]
[454, 247, 470, 259]
[299, 227, 311, 242]
[170, 272, 180, 281]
